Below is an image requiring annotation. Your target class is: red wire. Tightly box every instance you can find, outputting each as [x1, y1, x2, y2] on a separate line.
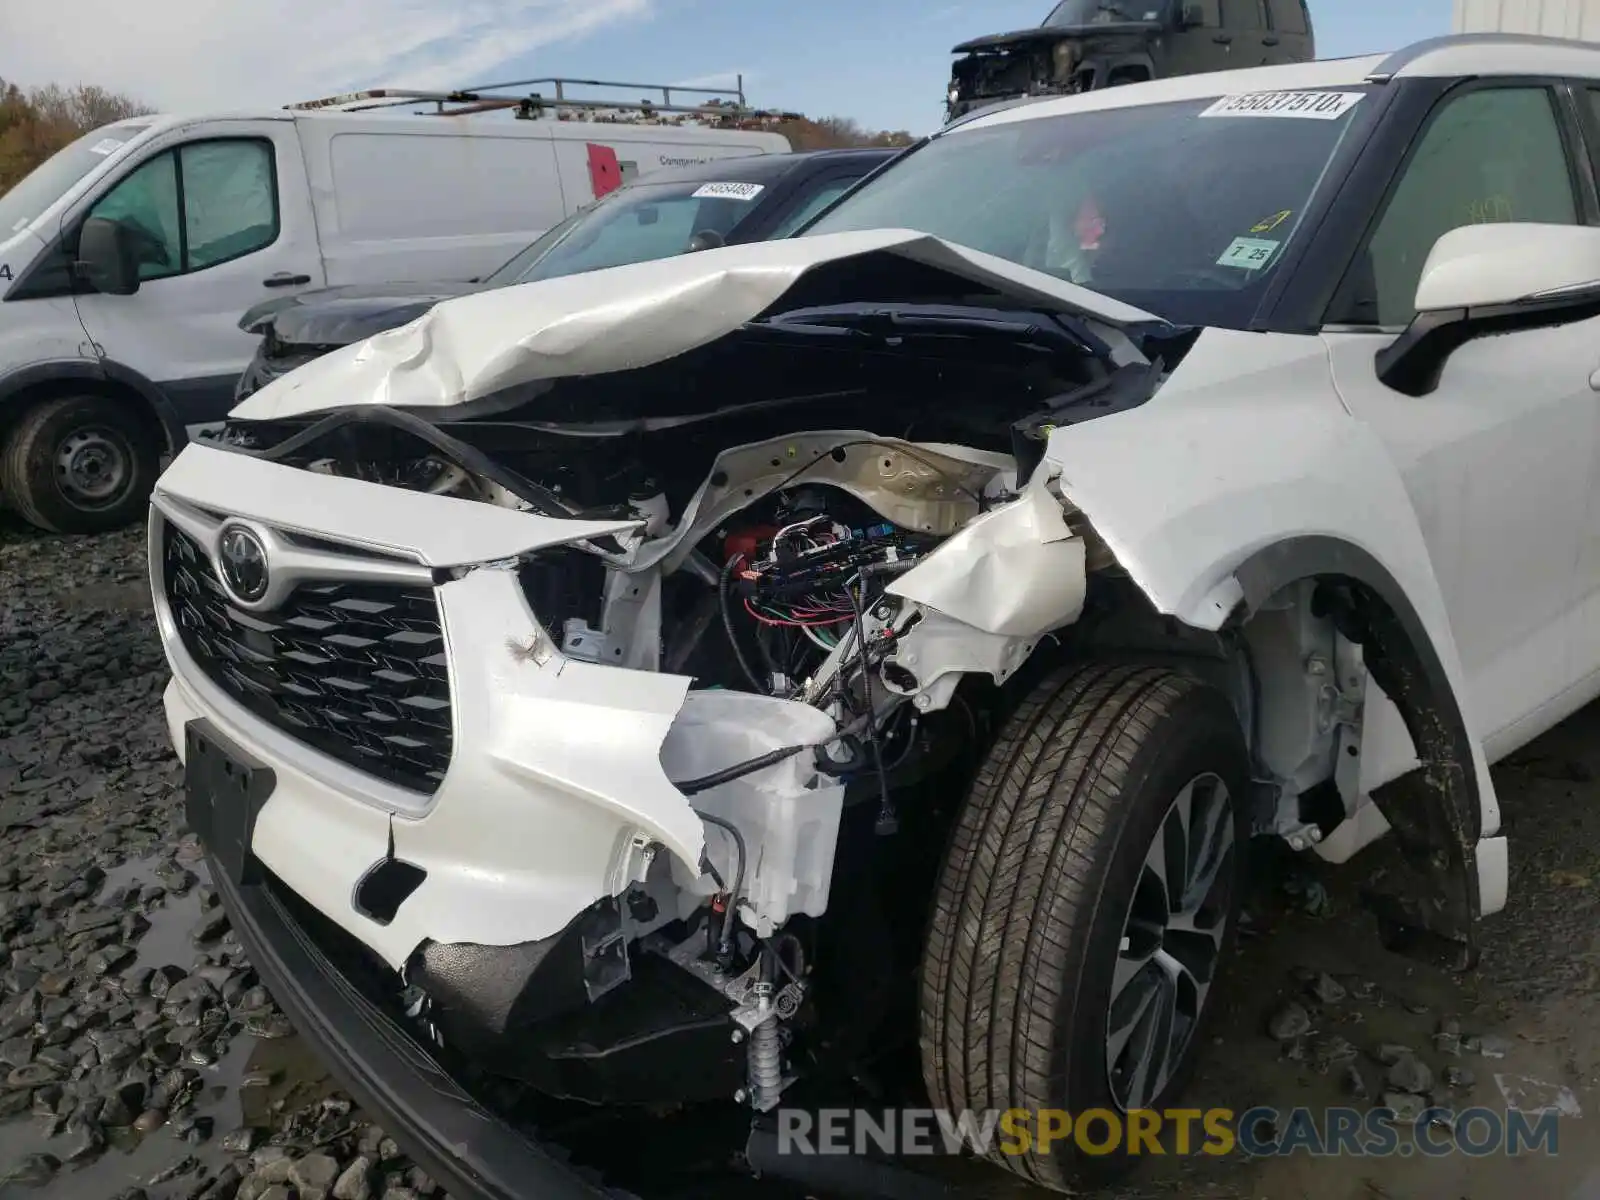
[743, 598, 852, 628]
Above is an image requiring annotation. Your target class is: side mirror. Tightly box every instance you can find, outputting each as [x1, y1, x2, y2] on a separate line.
[1180, 3, 1206, 28]
[75, 217, 139, 296]
[687, 229, 726, 253]
[1376, 223, 1600, 396]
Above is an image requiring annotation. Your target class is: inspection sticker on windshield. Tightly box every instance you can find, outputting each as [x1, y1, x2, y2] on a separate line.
[1199, 91, 1365, 120]
[691, 182, 765, 201]
[87, 138, 125, 156]
[1217, 236, 1281, 271]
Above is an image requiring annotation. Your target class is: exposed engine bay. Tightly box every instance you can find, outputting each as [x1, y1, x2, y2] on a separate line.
[200, 295, 1197, 1114]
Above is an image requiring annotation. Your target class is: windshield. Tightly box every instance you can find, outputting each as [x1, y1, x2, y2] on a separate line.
[1044, 0, 1166, 26]
[0, 122, 150, 238]
[486, 178, 771, 287]
[805, 89, 1374, 329]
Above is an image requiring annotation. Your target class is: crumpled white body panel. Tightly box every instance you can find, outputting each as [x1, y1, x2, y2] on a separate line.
[888, 476, 1086, 638]
[1039, 328, 1502, 844]
[229, 228, 1160, 420]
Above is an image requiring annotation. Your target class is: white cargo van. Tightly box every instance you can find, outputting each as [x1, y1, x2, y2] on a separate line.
[0, 83, 790, 532]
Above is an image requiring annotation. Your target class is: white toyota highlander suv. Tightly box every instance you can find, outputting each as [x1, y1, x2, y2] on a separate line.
[149, 34, 1598, 1197]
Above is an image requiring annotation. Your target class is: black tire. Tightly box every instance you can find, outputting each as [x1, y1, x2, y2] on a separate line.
[920, 662, 1249, 1191]
[0, 394, 161, 534]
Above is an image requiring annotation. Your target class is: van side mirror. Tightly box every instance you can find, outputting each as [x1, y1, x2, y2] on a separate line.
[688, 229, 726, 253]
[76, 218, 140, 296]
[1377, 223, 1600, 396]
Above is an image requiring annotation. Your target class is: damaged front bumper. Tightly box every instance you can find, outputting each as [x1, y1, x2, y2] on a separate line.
[190, 760, 613, 1200]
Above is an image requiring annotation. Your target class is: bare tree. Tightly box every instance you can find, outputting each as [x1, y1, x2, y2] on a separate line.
[0, 78, 152, 196]
[30, 83, 153, 130]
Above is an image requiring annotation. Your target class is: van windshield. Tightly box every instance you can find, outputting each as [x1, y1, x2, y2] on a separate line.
[0, 123, 150, 238]
[486, 178, 770, 287]
[803, 89, 1374, 329]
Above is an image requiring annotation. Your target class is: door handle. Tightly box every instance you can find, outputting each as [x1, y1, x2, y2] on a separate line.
[1262, 34, 1280, 45]
[1213, 33, 1233, 43]
[263, 272, 310, 288]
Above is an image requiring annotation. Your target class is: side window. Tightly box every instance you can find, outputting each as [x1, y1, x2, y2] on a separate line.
[1265, 0, 1306, 33]
[84, 139, 277, 282]
[1331, 87, 1579, 326]
[87, 154, 180, 281]
[1221, 0, 1265, 30]
[180, 141, 278, 269]
[769, 177, 862, 239]
[1186, 0, 1222, 26]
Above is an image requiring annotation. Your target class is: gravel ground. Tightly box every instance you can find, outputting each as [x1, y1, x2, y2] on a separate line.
[3, 517, 1599, 1200]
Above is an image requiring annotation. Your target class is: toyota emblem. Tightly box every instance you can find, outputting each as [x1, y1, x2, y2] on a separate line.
[218, 525, 270, 603]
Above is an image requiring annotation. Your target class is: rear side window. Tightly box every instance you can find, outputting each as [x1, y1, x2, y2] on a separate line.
[1222, 0, 1265, 30]
[86, 139, 280, 280]
[1329, 87, 1579, 326]
[182, 141, 278, 269]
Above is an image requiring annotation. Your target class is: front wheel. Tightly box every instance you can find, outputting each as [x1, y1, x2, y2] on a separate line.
[1, 394, 161, 534]
[919, 663, 1249, 1191]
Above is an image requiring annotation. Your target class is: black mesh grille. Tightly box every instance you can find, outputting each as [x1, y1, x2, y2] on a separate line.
[163, 524, 452, 793]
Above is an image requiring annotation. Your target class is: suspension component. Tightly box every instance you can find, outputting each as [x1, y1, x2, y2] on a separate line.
[746, 980, 783, 1112]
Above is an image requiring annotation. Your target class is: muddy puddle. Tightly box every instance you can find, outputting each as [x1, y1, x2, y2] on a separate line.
[0, 857, 331, 1200]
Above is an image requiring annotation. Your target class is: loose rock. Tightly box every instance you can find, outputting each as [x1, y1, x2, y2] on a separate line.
[1386, 1053, 1433, 1095]
[334, 1156, 377, 1200]
[1266, 1000, 1312, 1041]
[1307, 972, 1347, 1005]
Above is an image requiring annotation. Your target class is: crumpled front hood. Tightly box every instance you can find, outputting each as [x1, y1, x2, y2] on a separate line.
[231, 228, 1164, 422]
[239, 280, 489, 346]
[952, 21, 1159, 53]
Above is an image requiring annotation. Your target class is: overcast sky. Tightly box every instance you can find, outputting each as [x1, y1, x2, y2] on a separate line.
[1, 1, 1452, 136]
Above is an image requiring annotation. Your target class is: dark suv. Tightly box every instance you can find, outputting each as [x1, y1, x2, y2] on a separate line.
[946, 0, 1316, 120]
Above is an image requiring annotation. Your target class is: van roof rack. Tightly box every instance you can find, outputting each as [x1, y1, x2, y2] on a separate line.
[286, 76, 803, 126]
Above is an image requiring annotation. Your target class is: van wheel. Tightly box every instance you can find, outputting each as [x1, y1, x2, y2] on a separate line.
[1, 394, 161, 534]
[920, 663, 1248, 1191]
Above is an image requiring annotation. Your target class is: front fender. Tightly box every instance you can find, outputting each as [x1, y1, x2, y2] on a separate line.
[1042, 328, 1501, 962]
[1043, 331, 1467, 699]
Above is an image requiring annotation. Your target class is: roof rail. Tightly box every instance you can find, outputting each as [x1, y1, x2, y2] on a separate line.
[286, 76, 804, 125]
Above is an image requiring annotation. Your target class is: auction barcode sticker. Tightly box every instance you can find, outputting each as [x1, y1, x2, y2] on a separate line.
[692, 182, 765, 201]
[1199, 91, 1365, 120]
